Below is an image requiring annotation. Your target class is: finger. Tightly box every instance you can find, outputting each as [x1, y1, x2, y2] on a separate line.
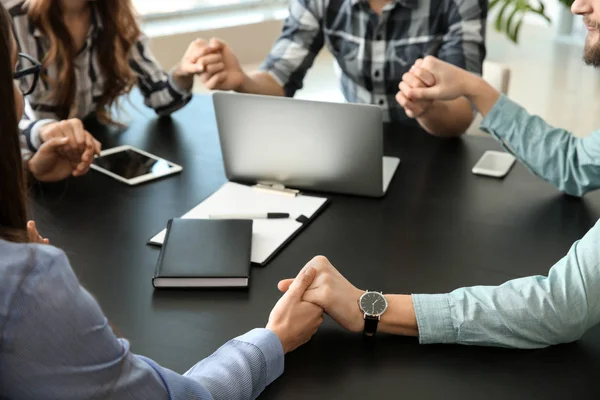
[411, 66, 436, 87]
[209, 38, 226, 51]
[395, 91, 409, 108]
[187, 38, 211, 63]
[43, 238, 50, 244]
[71, 120, 86, 153]
[185, 53, 223, 74]
[407, 85, 439, 101]
[93, 139, 102, 156]
[399, 81, 415, 100]
[27, 221, 45, 244]
[188, 56, 224, 76]
[40, 137, 70, 152]
[204, 71, 227, 89]
[203, 62, 225, 75]
[80, 134, 95, 163]
[39, 122, 63, 142]
[414, 58, 424, 68]
[278, 279, 294, 293]
[27, 221, 37, 241]
[402, 72, 426, 89]
[285, 266, 317, 302]
[396, 92, 424, 118]
[59, 121, 80, 161]
[198, 64, 224, 84]
[73, 162, 91, 177]
[196, 53, 222, 68]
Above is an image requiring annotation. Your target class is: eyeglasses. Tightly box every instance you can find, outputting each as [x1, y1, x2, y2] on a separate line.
[13, 53, 41, 96]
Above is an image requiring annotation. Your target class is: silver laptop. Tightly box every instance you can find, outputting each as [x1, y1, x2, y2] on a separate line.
[212, 92, 400, 197]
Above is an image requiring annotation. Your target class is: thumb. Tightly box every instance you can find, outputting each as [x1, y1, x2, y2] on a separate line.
[277, 279, 294, 293]
[406, 86, 439, 101]
[40, 137, 69, 152]
[285, 266, 316, 301]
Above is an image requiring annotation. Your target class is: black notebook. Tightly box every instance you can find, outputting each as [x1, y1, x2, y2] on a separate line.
[153, 218, 253, 288]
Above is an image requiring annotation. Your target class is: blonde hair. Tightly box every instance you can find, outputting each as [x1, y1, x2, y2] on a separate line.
[25, 0, 141, 124]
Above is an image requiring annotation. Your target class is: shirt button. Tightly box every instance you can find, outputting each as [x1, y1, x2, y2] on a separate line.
[374, 70, 380, 78]
[379, 99, 385, 105]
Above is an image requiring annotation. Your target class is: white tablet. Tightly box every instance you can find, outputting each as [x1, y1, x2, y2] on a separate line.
[91, 145, 182, 185]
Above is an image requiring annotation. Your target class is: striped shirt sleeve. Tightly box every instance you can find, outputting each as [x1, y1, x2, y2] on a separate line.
[259, 0, 325, 97]
[129, 34, 193, 116]
[436, 0, 487, 75]
[19, 99, 57, 158]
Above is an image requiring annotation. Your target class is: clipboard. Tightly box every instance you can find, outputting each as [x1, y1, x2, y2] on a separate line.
[148, 182, 330, 266]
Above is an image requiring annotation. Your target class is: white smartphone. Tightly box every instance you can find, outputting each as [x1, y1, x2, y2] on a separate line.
[91, 145, 182, 185]
[472, 151, 516, 178]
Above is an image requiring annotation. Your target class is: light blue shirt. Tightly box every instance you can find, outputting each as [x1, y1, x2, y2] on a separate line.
[0, 240, 284, 399]
[412, 95, 600, 348]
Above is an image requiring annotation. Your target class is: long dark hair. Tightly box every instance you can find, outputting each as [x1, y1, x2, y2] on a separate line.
[26, 0, 141, 124]
[0, 3, 28, 243]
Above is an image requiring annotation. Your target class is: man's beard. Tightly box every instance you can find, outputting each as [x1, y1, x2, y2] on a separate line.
[583, 37, 600, 67]
[583, 18, 600, 67]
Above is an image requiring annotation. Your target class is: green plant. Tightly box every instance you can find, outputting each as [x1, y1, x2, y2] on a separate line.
[489, 0, 575, 43]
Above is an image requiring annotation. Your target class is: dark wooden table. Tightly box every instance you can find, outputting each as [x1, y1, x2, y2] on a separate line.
[30, 94, 600, 399]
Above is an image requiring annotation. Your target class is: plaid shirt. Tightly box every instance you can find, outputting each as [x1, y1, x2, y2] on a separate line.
[261, 0, 487, 123]
[4, 0, 192, 160]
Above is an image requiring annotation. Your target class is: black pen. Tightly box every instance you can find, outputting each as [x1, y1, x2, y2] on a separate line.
[208, 213, 290, 220]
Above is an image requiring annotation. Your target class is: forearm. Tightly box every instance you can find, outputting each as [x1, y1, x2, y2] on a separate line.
[416, 97, 475, 137]
[183, 329, 284, 399]
[412, 221, 600, 348]
[378, 295, 419, 337]
[171, 66, 195, 93]
[463, 77, 501, 117]
[465, 74, 600, 197]
[238, 71, 285, 97]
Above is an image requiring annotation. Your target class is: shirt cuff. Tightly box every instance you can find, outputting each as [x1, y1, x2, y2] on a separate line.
[411, 294, 456, 344]
[168, 70, 192, 96]
[24, 119, 57, 152]
[234, 328, 284, 386]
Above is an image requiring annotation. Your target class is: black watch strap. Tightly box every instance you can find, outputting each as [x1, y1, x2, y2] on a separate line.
[364, 315, 379, 336]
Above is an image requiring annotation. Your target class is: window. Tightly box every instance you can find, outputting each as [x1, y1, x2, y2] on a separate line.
[133, 0, 288, 17]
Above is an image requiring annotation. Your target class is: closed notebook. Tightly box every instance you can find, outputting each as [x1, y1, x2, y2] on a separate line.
[153, 218, 253, 288]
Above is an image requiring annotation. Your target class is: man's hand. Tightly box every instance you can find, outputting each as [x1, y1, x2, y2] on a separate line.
[39, 119, 101, 163]
[27, 221, 49, 245]
[266, 265, 324, 354]
[193, 38, 246, 91]
[396, 59, 435, 118]
[28, 135, 100, 182]
[399, 56, 478, 102]
[172, 38, 226, 92]
[278, 256, 365, 333]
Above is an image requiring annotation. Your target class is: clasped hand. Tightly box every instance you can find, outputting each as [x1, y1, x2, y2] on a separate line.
[277, 256, 366, 334]
[29, 119, 102, 182]
[397, 56, 476, 107]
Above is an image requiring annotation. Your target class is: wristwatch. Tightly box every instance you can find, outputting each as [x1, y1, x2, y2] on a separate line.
[358, 290, 388, 336]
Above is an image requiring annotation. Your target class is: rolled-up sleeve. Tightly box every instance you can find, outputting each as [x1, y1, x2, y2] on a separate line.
[259, 0, 325, 97]
[129, 34, 192, 116]
[413, 219, 600, 349]
[481, 95, 600, 197]
[437, 0, 487, 75]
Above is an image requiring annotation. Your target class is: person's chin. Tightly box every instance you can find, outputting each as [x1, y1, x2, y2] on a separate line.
[583, 33, 600, 66]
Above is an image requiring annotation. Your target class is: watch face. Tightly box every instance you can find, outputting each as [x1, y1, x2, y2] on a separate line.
[359, 292, 388, 316]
